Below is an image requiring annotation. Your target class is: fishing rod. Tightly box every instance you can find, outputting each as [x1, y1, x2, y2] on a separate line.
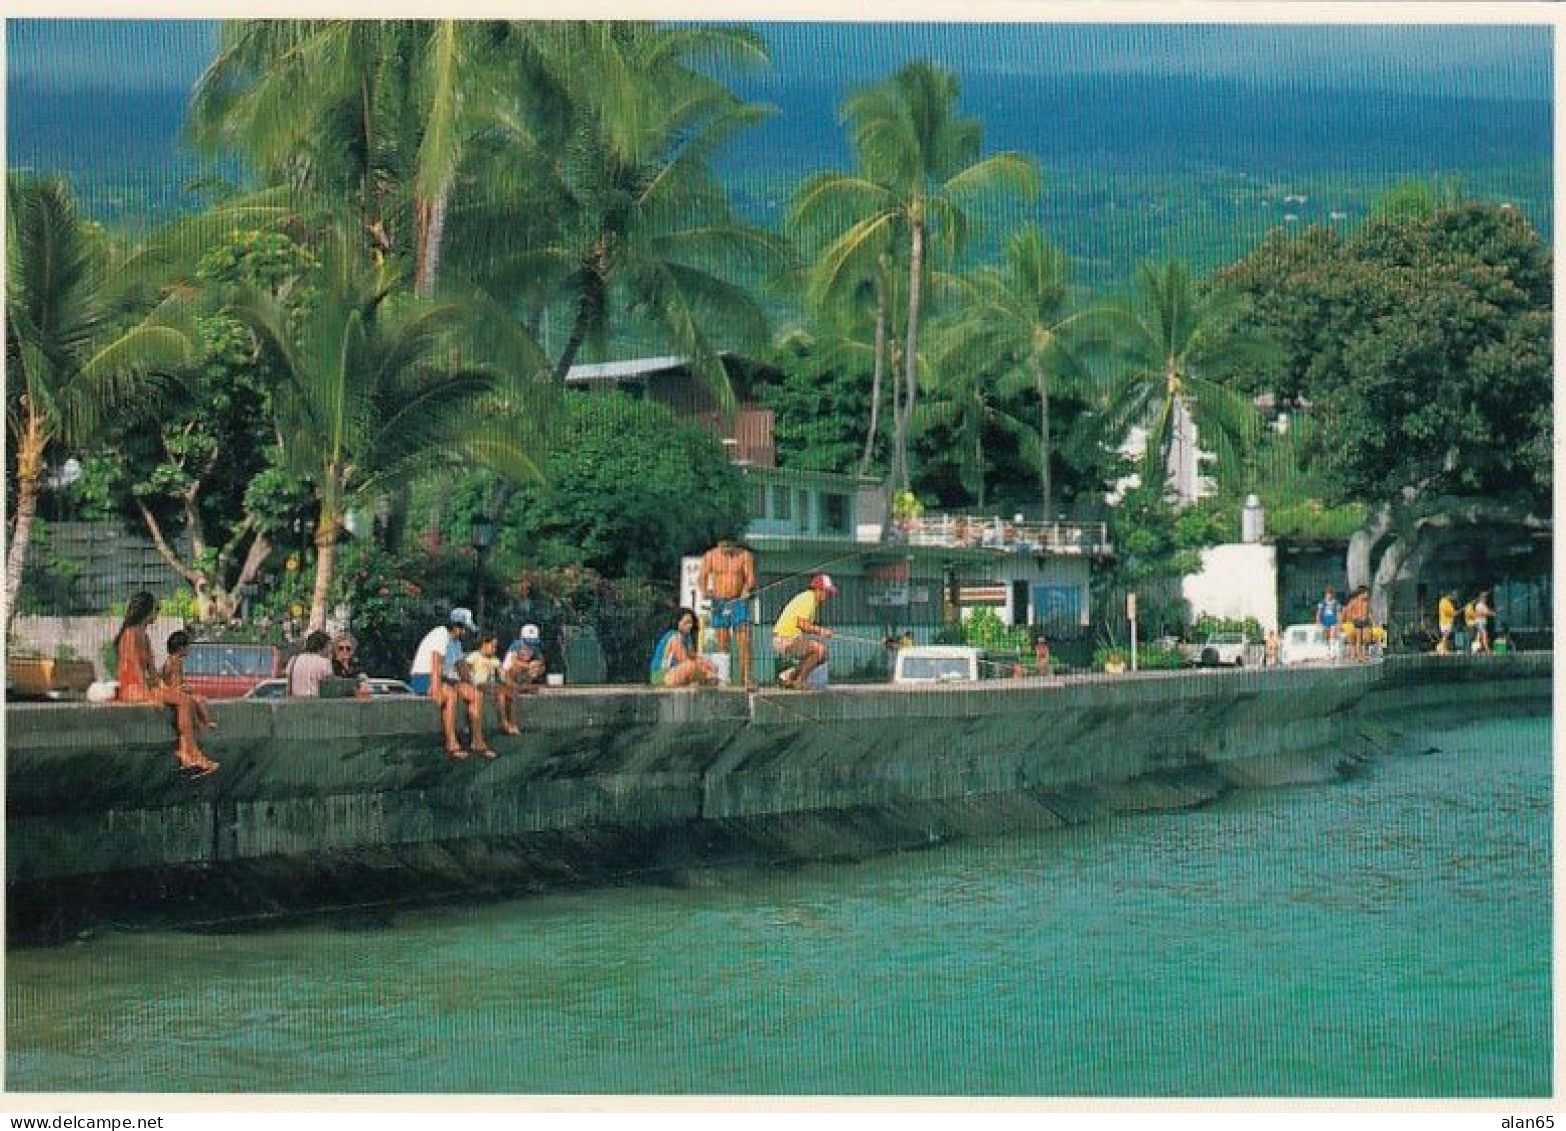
[816, 628, 1040, 674]
[747, 541, 910, 598]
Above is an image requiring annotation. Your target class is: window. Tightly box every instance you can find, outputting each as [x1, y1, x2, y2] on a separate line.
[822, 493, 850, 534]
[772, 485, 792, 521]
[753, 484, 768, 519]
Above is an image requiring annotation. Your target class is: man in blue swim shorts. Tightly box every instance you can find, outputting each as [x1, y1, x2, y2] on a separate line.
[698, 536, 757, 688]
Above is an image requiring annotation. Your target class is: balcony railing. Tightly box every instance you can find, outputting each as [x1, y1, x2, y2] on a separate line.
[898, 514, 1112, 556]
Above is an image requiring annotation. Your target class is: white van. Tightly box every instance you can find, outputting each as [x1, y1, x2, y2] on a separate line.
[893, 645, 983, 684]
[1279, 623, 1333, 665]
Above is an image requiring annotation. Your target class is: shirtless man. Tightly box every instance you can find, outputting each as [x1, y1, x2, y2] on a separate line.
[697, 536, 757, 688]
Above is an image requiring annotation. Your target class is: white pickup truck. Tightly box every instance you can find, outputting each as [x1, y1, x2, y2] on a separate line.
[893, 645, 984, 684]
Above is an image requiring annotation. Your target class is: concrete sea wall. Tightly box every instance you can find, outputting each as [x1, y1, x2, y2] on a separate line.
[6, 652, 1549, 941]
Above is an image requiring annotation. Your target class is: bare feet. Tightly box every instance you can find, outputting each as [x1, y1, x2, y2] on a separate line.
[472, 746, 498, 760]
[499, 724, 520, 736]
[445, 745, 470, 762]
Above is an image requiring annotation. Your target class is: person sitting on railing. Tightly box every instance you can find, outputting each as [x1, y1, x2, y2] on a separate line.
[113, 591, 219, 778]
[650, 608, 718, 688]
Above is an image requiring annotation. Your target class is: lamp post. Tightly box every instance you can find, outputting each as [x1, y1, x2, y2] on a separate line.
[470, 519, 495, 628]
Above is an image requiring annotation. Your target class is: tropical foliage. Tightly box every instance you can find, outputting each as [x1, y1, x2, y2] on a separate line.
[5, 173, 198, 629]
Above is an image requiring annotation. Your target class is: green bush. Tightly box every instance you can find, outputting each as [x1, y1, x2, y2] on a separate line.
[1135, 645, 1187, 670]
[1193, 614, 1263, 643]
[961, 607, 1031, 655]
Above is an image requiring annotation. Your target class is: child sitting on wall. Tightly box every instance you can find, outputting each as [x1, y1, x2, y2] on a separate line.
[160, 630, 216, 732]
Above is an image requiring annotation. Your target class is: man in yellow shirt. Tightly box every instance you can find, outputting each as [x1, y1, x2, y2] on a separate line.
[772, 573, 837, 690]
[1436, 591, 1457, 654]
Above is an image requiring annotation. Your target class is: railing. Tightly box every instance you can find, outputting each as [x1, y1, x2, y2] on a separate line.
[898, 514, 1112, 556]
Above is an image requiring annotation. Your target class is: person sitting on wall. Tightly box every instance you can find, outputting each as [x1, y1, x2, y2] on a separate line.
[772, 573, 837, 690]
[495, 623, 547, 736]
[409, 608, 487, 760]
[159, 630, 216, 732]
[650, 608, 718, 688]
[112, 591, 219, 777]
[409, 607, 475, 696]
[286, 631, 334, 698]
[461, 632, 507, 734]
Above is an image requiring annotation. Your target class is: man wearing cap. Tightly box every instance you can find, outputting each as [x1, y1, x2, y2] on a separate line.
[771, 574, 837, 690]
[496, 623, 548, 736]
[409, 608, 489, 759]
[410, 607, 476, 696]
[698, 536, 758, 689]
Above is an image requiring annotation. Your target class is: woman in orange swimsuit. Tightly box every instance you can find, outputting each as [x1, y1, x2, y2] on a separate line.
[114, 591, 219, 776]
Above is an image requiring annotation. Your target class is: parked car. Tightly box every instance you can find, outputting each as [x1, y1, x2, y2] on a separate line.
[1198, 632, 1248, 667]
[894, 645, 984, 684]
[182, 642, 284, 699]
[1279, 623, 1334, 666]
[243, 677, 417, 700]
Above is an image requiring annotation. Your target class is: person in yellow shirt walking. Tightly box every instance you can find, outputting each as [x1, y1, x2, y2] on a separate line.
[772, 573, 837, 690]
[1436, 591, 1457, 653]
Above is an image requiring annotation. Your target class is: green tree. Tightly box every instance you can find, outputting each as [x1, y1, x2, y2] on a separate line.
[480, 391, 747, 580]
[788, 62, 1040, 494]
[4, 175, 198, 628]
[937, 226, 1090, 516]
[477, 23, 784, 398]
[1221, 202, 1551, 619]
[755, 332, 874, 474]
[229, 234, 543, 630]
[190, 20, 496, 295]
[915, 318, 1040, 510]
[106, 227, 319, 623]
[1096, 258, 1272, 506]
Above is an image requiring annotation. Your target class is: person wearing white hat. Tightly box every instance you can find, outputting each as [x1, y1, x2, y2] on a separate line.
[771, 573, 837, 690]
[496, 623, 548, 735]
[409, 607, 486, 758]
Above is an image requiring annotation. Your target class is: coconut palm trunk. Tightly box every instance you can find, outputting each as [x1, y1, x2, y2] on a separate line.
[414, 186, 450, 298]
[3, 426, 45, 631]
[859, 278, 888, 477]
[897, 217, 926, 493]
[308, 514, 340, 632]
[1037, 370, 1052, 519]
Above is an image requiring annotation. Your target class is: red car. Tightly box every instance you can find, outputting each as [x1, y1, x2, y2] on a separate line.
[181, 642, 284, 699]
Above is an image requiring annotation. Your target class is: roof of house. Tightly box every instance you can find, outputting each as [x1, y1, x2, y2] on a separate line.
[565, 355, 744, 384]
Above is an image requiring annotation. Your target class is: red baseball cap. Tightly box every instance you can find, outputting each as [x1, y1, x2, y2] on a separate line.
[810, 573, 838, 594]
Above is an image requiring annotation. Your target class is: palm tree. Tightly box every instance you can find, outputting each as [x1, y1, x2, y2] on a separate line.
[787, 62, 1040, 493]
[189, 20, 495, 295]
[939, 225, 1089, 517]
[476, 23, 785, 404]
[1095, 259, 1274, 506]
[915, 325, 1041, 510]
[229, 234, 543, 630]
[4, 175, 198, 629]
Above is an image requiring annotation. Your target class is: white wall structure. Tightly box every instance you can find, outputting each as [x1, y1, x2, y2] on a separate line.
[1182, 543, 1280, 632]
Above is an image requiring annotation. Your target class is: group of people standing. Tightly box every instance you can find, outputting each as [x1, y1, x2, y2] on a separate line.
[1436, 589, 1501, 654]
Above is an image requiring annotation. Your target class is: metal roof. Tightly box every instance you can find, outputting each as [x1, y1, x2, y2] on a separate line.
[563, 356, 694, 383]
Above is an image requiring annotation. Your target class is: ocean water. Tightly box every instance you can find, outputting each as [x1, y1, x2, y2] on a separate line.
[6, 713, 1549, 1096]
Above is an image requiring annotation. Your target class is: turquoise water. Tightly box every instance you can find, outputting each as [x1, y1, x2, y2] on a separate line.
[7, 714, 1549, 1096]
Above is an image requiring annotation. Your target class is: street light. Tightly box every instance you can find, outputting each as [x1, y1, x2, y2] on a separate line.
[471, 519, 495, 627]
